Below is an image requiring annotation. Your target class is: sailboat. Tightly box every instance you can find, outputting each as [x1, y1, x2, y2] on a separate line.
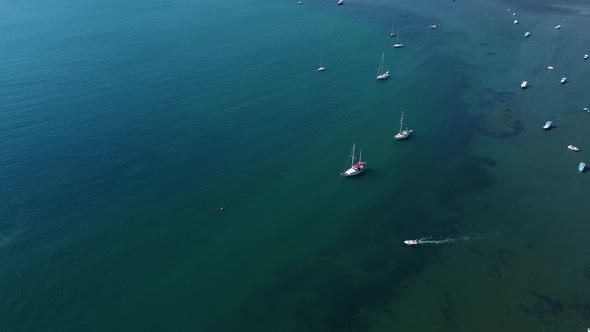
[317, 58, 325, 72]
[341, 143, 366, 177]
[376, 52, 389, 80]
[394, 110, 413, 140]
[393, 30, 403, 48]
[390, 24, 395, 37]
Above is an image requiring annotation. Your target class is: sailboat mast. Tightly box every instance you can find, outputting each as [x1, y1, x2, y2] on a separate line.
[359, 150, 362, 163]
[377, 52, 384, 76]
[399, 111, 404, 132]
[351, 143, 356, 167]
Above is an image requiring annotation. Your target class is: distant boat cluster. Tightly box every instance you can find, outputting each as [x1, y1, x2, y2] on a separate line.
[313, 3, 588, 176]
[512, 10, 588, 172]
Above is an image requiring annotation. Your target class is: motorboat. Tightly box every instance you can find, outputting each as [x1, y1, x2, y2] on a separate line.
[568, 145, 580, 151]
[513, 20, 519, 24]
[524, 32, 531, 37]
[555, 24, 562, 29]
[579, 162, 586, 172]
[337, 0, 343, 5]
[547, 66, 554, 70]
[298, 1, 302, 4]
[584, 107, 589, 112]
[585, 54, 589, 60]
[430, 24, 438, 29]
[543, 121, 552, 130]
[404, 239, 420, 246]
[513, 13, 517, 16]
[521, 81, 528, 88]
[560, 77, 567, 84]
[340, 143, 366, 177]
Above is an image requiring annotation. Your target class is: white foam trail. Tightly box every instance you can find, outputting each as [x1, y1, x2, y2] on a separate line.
[414, 232, 500, 245]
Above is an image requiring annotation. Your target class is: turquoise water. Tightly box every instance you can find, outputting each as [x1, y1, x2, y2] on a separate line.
[2, 0, 590, 330]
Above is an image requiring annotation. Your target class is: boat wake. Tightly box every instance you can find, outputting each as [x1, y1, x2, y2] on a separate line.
[417, 236, 469, 245]
[413, 232, 500, 246]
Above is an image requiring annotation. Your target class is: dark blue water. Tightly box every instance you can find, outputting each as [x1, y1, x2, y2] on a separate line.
[2, 0, 590, 330]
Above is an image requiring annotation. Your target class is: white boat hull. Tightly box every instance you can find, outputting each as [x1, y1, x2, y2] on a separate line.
[376, 73, 389, 80]
[395, 129, 413, 140]
[404, 240, 419, 246]
[393, 44, 403, 48]
[341, 167, 365, 177]
[543, 121, 552, 130]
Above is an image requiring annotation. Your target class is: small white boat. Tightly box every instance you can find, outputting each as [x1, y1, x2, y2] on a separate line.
[390, 24, 395, 37]
[560, 77, 567, 84]
[337, 0, 343, 5]
[340, 144, 366, 177]
[404, 239, 420, 246]
[584, 107, 589, 112]
[513, 20, 519, 24]
[298, 1, 302, 4]
[395, 110, 413, 140]
[547, 66, 555, 70]
[513, 13, 517, 16]
[524, 31, 531, 37]
[375, 52, 389, 80]
[568, 145, 580, 151]
[521, 81, 528, 88]
[376, 71, 389, 80]
[543, 121, 552, 130]
[585, 54, 589, 60]
[430, 24, 438, 29]
[317, 57, 325, 72]
[579, 162, 586, 172]
[555, 24, 562, 29]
